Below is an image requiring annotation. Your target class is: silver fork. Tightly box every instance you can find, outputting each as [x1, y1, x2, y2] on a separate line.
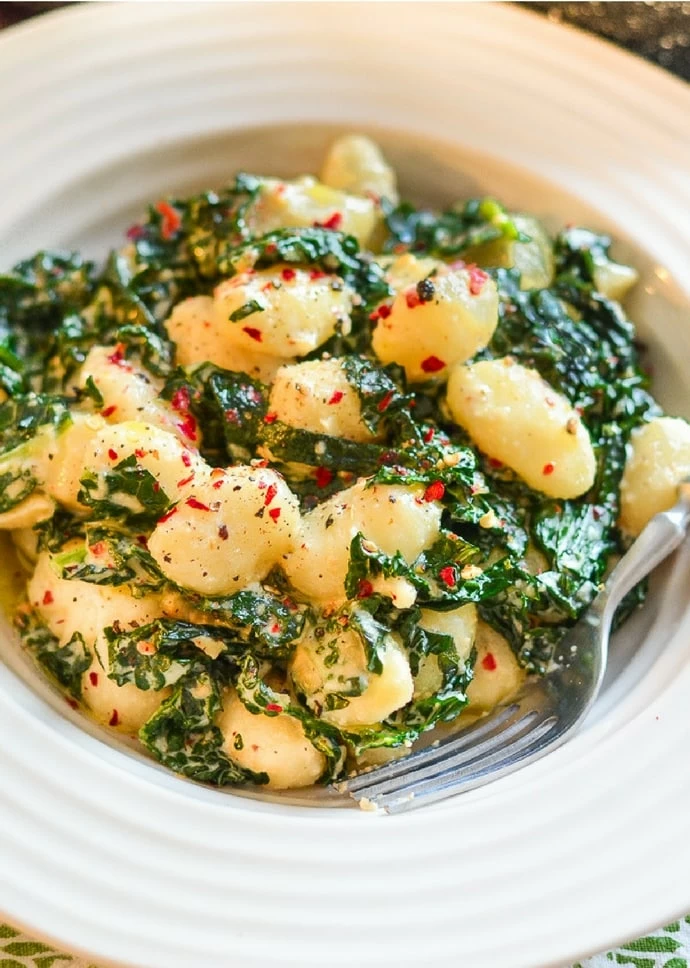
[341, 480, 690, 813]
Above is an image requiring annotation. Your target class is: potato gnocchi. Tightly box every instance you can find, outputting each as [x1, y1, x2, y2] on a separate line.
[0, 135, 680, 794]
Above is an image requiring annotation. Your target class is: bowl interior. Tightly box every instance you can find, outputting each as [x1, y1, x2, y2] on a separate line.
[1, 120, 689, 809]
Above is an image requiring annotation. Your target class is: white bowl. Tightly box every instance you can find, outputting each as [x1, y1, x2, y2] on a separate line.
[0, 4, 689, 967]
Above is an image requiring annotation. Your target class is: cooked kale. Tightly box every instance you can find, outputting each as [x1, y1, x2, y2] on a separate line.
[382, 196, 525, 258]
[0, 167, 661, 789]
[78, 455, 173, 528]
[52, 525, 166, 591]
[345, 531, 516, 609]
[17, 608, 91, 700]
[139, 661, 267, 786]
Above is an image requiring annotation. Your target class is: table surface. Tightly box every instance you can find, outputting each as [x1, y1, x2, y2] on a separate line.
[1, 0, 689, 81]
[0, 3, 688, 968]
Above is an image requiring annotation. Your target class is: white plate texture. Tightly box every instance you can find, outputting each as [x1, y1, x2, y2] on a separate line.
[0, 4, 689, 968]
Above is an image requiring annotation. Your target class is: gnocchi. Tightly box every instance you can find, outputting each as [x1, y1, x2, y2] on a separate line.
[282, 480, 442, 604]
[268, 359, 376, 443]
[372, 261, 499, 383]
[619, 417, 690, 535]
[165, 295, 284, 383]
[249, 176, 379, 247]
[148, 464, 300, 596]
[321, 133, 398, 203]
[446, 357, 596, 499]
[214, 265, 353, 359]
[218, 689, 326, 790]
[290, 619, 414, 727]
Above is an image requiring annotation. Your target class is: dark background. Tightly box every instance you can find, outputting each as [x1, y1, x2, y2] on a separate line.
[1, 1, 689, 81]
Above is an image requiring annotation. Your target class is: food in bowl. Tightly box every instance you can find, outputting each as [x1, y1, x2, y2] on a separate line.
[0, 135, 688, 791]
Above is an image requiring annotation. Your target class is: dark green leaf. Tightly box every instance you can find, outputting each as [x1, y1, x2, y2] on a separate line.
[139, 661, 266, 786]
[78, 455, 173, 527]
[18, 608, 91, 699]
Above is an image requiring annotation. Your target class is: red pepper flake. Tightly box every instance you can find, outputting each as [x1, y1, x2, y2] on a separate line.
[152, 482, 161, 493]
[309, 269, 326, 281]
[356, 579, 374, 599]
[155, 200, 181, 240]
[328, 390, 344, 405]
[126, 224, 145, 241]
[263, 412, 278, 424]
[424, 480, 445, 502]
[439, 566, 456, 588]
[181, 452, 192, 468]
[420, 355, 446, 374]
[318, 212, 342, 230]
[171, 386, 190, 413]
[89, 671, 99, 687]
[135, 448, 146, 459]
[369, 303, 392, 322]
[315, 466, 333, 488]
[405, 288, 422, 310]
[265, 703, 283, 713]
[89, 542, 106, 557]
[65, 698, 78, 710]
[467, 264, 489, 296]
[212, 479, 224, 490]
[281, 268, 296, 282]
[218, 524, 229, 541]
[177, 414, 198, 442]
[481, 652, 497, 672]
[101, 405, 117, 418]
[186, 497, 211, 512]
[423, 427, 435, 443]
[136, 535, 148, 547]
[377, 389, 395, 413]
[488, 457, 504, 469]
[107, 448, 118, 461]
[177, 474, 195, 488]
[109, 709, 120, 727]
[270, 622, 281, 635]
[542, 462, 555, 476]
[268, 507, 281, 522]
[157, 506, 178, 524]
[264, 483, 278, 507]
[42, 590, 54, 606]
[243, 326, 263, 342]
[107, 343, 126, 365]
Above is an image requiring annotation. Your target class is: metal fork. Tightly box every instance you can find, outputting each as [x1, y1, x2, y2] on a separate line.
[341, 480, 690, 813]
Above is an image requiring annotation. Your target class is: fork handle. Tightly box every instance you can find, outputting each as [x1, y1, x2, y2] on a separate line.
[598, 479, 690, 619]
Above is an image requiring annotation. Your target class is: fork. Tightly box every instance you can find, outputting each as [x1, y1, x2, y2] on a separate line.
[341, 480, 690, 813]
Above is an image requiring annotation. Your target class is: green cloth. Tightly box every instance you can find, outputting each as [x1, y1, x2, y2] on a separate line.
[2, 916, 690, 967]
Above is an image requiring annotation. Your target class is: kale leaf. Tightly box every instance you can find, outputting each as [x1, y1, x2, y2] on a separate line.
[345, 531, 516, 609]
[382, 196, 525, 258]
[139, 660, 267, 786]
[78, 455, 173, 527]
[236, 653, 347, 782]
[52, 525, 166, 591]
[17, 607, 91, 700]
